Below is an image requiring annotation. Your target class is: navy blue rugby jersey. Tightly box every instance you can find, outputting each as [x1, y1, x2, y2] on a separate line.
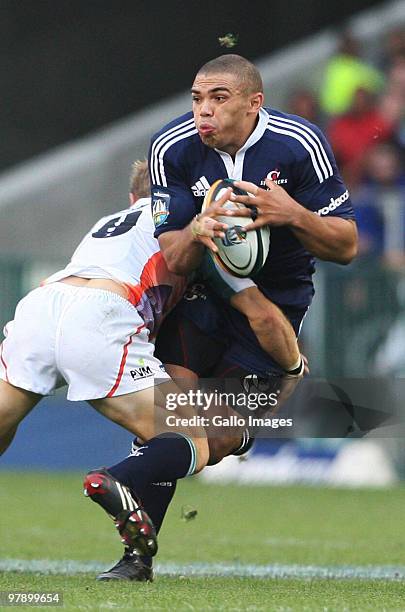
[149, 107, 355, 308]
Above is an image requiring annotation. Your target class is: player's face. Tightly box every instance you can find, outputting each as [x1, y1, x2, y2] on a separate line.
[191, 72, 262, 156]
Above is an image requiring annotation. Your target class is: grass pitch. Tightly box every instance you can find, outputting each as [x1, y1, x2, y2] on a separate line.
[0, 471, 404, 610]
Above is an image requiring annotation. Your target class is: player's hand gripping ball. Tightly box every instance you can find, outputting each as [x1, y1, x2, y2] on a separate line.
[201, 179, 270, 277]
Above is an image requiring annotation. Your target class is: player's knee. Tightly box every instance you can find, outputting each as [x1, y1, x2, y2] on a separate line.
[207, 433, 241, 465]
[190, 435, 209, 473]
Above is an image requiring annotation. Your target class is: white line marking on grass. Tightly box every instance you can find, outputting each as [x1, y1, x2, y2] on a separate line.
[1, 559, 405, 580]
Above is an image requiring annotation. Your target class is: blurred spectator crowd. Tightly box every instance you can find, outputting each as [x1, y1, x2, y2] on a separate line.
[288, 26, 405, 268]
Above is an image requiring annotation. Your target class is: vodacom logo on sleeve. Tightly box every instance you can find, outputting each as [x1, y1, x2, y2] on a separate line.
[316, 190, 349, 216]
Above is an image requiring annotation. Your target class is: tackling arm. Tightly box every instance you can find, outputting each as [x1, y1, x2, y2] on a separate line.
[230, 286, 301, 373]
[201, 256, 305, 374]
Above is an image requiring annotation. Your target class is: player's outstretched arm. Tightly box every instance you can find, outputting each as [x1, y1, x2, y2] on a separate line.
[230, 287, 302, 373]
[230, 179, 358, 265]
[158, 188, 232, 276]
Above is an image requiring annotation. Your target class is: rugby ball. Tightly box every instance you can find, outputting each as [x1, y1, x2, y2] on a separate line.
[201, 178, 270, 278]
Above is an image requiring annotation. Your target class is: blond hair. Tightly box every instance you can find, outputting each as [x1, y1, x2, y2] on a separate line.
[129, 159, 150, 198]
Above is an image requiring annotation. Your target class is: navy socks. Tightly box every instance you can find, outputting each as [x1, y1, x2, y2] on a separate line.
[107, 433, 196, 566]
[108, 433, 196, 498]
[133, 479, 177, 568]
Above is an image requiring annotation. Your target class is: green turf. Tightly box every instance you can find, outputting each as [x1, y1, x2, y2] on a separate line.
[1, 575, 405, 611]
[1, 471, 405, 610]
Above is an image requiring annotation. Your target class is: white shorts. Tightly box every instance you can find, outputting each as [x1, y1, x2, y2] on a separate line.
[0, 283, 170, 401]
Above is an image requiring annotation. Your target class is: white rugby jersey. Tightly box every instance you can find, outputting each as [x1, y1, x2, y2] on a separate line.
[45, 198, 186, 334]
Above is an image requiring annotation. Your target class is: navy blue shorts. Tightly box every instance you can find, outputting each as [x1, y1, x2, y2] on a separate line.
[155, 283, 307, 377]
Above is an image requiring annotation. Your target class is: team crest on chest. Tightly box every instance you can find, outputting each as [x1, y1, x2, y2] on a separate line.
[260, 168, 288, 186]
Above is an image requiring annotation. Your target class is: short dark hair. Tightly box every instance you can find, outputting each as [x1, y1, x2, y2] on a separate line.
[196, 54, 263, 93]
[129, 159, 150, 198]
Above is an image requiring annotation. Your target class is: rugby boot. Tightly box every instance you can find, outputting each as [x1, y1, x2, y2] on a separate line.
[83, 468, 157, 557]
[96, 548, 153, 582]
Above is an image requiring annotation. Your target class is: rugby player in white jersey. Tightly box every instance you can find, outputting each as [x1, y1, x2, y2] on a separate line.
[0, 161, 218, 557]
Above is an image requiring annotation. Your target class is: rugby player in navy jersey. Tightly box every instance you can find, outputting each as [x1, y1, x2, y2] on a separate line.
[147, 53, 356, 391]
[97, 54, 357, 580]
[149, 53, 356, 420]
[149, 52, 357, 384]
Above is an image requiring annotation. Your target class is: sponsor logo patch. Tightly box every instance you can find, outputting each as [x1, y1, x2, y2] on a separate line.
[130, 365, 153, 380]
[152, 191, 171, 227]
[316, 190, 349, 216]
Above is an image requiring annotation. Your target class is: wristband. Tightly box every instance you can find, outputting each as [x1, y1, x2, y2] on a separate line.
[286, 357, 304, 376]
